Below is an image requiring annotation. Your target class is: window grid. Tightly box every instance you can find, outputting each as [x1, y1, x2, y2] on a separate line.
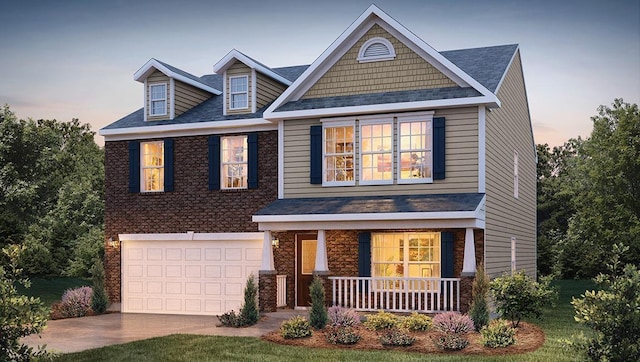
[360, 122, 393, 184]
[229, 76, 248, 110]
[372, 232, 441, 279]
[324, 125, 355, 184]
[149, 84, 167, 116]
[398, 120, 432, 181]
[221, 135, 248, 189]
[141, 141, 164, 192]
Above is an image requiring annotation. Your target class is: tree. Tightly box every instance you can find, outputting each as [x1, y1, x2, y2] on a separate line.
[309, 276, 328, 329]
[468, 263, 490, 331]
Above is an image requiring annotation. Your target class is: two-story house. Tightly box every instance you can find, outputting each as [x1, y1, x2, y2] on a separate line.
[100, 5, 535, 316]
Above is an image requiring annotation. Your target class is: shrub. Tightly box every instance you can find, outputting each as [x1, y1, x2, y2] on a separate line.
[480, 319, 516, 348]
[218, 310, 247, 327]
[90, 257, 108, 314]
[399, 312, 432, 332]
[364, 311, 400, 330]
[240, 273, 259, 326]
[325, 326, 361, 345]
[432, 333, 470, 351]
[60, 286, 93, 318]
[379, 328, 416, 347]
[490, 270, 557, 327]
[309, 276, 328, 329]
[327, 306, 360, 327]
[280, 315, 312, 339]
[469, 263, 490, 331]
[433, 312, 474, 334]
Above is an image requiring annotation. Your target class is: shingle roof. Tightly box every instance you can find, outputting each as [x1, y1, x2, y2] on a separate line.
[255, 193, 485, 216]
[441, 44, 518, 93]
[154, 59, 218, 90]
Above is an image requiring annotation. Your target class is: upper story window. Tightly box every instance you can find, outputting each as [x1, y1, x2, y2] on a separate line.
[360, 120, 393, 185]
[221, 135, 248, 189]
[323, 123, 355, 185]
[229, 76, 248, 110]
[141, 141, 164, 192]
[149, 84, 167, 116]
[398, 116, 432, 183]
[357, 37, 396, 63]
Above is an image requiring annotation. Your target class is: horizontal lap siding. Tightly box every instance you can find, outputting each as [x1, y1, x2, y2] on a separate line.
[484, 51, 536, 277]
[226, 62, 252, 115]
[147, 70, 170, 121]
[174, 81, 211, 117]
[256, 73, 286, 109]
[282, 107, 478, 198]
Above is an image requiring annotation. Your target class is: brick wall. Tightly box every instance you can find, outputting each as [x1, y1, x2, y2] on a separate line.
[104, 131, 278, 302]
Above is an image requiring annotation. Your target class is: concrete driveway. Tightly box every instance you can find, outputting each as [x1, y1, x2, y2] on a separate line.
[22, 310, 305, 354]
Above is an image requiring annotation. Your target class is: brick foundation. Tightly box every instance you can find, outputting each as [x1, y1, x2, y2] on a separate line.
[258, 271, 277, 312]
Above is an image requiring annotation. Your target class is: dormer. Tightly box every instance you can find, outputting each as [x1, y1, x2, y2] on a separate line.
[213, 50, 292, 115]
[134, 59, 221, 122]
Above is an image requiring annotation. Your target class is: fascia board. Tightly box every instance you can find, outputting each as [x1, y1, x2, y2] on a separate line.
[493, 45, 519, 94]
[134, 59, 221, 95]
[213, 49, 292, 86]
[119, 232, 263, 241]
[252, 210, 477, 223]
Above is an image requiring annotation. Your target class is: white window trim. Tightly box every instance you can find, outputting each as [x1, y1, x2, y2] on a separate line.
[229, 75, 249, 110]
[148, 83, 167, 116]
[220, 135, 248, 190]
[357, 37, 396, 63]
[321, 120, 356, 187]
[396, 112, 434, 184]
[359, 117, 394, 186]
[514, 150, 519, 199]
[140, 141, 164, 192]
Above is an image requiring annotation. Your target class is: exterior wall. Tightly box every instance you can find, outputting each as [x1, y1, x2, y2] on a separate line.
[226, 61, 252, 115]
[104, 131, 278, 302]
[302, 24, 456, 99]
[174, 80, 211, 117]
[282, 107, 479, 198]
[484, 50, 536, 277]
[256, 72, 287, 109]
[147, 70, 170, 121]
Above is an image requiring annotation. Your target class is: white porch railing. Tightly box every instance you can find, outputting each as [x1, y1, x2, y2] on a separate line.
[328, 277, 460, 313]
[276, 274, 287, 307]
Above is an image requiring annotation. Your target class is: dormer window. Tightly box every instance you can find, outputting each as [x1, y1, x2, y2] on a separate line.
[230, 76, 248, 110]
[149, 83, 167, 116]
[357, 37, 396, 63]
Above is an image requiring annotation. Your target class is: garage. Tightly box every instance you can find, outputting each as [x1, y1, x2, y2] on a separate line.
[120, 232, 263, 315]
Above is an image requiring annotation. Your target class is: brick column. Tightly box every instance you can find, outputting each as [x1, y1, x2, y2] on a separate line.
[104, 237, 121, 303]
[459, 276, 474, 313]
[259, 270, 277, 312]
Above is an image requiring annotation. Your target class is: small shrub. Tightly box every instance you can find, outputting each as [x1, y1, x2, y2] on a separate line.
[469, 263, 490, 331]
[480, 319, 516, 348]
[218, 310, 247, 327]
[328, 306, 360, 327]
[90, 258, 108, 314]
[433, 312, 474, 334]
[60, 286, 93, 318]
[432, 333, 470, 351]
[325, 325, 361, 345]
[364, 311, 400, 330]
[280, 315, 312, 339]
[240, 273, 259, 326]
[379, 328, 416, 347]
[309, 276, 328, 329]
[399, 312, 432, 332]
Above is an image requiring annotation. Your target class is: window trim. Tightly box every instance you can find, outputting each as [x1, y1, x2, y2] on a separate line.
[359, 117, 394, 186]
[220, 135, 248, 190]
[229, 75, 249, 110]
[357, 37, 396, 63]
[148, 83, 167, 116]
[140, 140, 164, 192]
[321, 120, 356, 186]
[396, 112, 434, 184]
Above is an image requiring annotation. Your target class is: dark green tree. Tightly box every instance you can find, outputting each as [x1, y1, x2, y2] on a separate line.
[309, 276, 328, 329]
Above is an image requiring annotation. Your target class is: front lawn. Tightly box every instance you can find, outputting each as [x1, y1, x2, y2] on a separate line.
[16, 277, 92, 306]
[54, 280, 595, 362]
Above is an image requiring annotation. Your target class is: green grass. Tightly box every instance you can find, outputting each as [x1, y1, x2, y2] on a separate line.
[55, 280, 596, 362]
[16, 277, 92, 306]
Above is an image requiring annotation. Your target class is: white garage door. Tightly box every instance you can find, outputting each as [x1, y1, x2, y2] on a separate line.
[121, 234, 263, 315]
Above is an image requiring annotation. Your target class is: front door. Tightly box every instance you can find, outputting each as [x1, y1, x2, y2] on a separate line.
[296, 234, 317, 306]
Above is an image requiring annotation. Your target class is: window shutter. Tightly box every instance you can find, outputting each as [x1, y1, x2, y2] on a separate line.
[164, 138, 174, 192]
[128, 141, 140, 193]
[358, 232, 371, 277]
[208, 135, 220, 190]
[310, 125, 322, 184]
[247, 133, 258, 189]
[441, 231, 454, 278]
[433, 117, 446, 180]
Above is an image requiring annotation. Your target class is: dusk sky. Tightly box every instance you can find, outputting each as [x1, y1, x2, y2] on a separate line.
[1, 0, 638, 147]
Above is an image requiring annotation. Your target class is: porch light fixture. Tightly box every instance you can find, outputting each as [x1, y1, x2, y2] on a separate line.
[271, 236, 279, 248]
[108, 237, 120, 248]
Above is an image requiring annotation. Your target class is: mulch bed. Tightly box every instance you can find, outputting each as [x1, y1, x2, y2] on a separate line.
[262, 322, 545, 356]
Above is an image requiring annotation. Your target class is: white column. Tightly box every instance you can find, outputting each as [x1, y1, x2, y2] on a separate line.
[314, 230, 329, 272]
[260, 230, 275, 271]
[461, 228, 477, 276]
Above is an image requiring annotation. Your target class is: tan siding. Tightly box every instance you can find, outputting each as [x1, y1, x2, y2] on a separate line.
[174, 80, 211, 116]
[226, 62, 252, 115]
[484, 51, 537, 278]
[302, 24, 457, 99]
[282, 107, 479, 198]
[256, 73, 287, 109]
[147, 70, 170, 121]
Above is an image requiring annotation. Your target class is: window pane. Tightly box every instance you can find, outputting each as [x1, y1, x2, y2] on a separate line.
[323, 125, 354, 183]
[150, 84, 165, 100]
[230, 77, 247, 93]
[371, 232, 441, 279]
[140, 141, 164, 192]
[221, 136, 248, 189]
[301, 240, 317, 274]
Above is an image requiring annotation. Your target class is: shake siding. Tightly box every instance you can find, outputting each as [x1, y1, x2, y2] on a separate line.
[147, 70, 170, 121]
[484, 51, 536, 277]
[226, 62, 252, 115]
[174, 80, 210, 117]
[256, 73, 286, 109]
[282, 107, 479, 198]
[302, 24, 457, 99]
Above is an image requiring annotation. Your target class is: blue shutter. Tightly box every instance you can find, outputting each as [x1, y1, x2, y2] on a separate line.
[208, 135, 220, 190]
[433, 117, 446, 180]
[310, 125, 322, 184]
[128, 141, 140, 193]
[358, 232, 371, 277]
[164, 138, 174, 192]
[441, 231, 454, 278]
[247, 133, 258, 189]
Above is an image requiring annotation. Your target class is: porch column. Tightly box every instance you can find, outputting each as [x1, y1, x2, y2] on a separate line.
[314, 229, 329, 272]
[260, 230, 275, 271]
[461, 228, 477, 276]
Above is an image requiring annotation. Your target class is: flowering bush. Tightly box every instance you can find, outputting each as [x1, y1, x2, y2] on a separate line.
[379, 328, 416, 346]
[325, 325, 361, 345]
[364, 311, 400, 330]
[280, 315, 312, 339]
[327, 306, 360, 327]
[432, 333, 470, 350]
[60, 286, 93, 318]
[433, 312, 474, 334]
[399, 312, 432, 332]
[480, 319, 516, 348]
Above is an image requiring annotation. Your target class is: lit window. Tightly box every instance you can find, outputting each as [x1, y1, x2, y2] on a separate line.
[141, 141, 164, 192]
[357, 37, 396, 63]
[229, 76, 248, 110]
[360, 122, 393, 184]
[221, 135, 248, 189]
[149, 84, 167, 116]
[323, 124, 355, 185]
[398, 120, 432, 182]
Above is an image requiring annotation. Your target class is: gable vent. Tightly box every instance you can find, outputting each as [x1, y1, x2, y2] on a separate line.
[357, 37, 396, 63]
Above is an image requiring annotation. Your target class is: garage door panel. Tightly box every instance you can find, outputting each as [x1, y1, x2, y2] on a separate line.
[246, 248, 262, 261]
[166, 265, 182, 277]
[147, 265, 162, 277]
[166, 248, 182, 260]
[205, 265, 221, 278]
[147, 248, 163, 260]
[225, 248, 242, 261]
[205, 248, 221, 261]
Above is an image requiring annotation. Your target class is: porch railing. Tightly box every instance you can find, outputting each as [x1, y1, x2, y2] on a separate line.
[328, 277, 460, 313]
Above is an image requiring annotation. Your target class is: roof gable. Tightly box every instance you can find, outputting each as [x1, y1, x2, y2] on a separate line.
[134, 58, 221, 95]
[213, 49, 292, 86]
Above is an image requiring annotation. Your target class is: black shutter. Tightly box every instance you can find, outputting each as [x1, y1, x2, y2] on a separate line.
[441, 231, 454, 278]
[128, 141, 140, 193]
[164, 139, 174, 192]
[208, 135, 220, 190]
[433, 117, 446, 180]
[247, 133, 258, 189]
[310, 125, 322, 184]
[358, 232, 372, 277]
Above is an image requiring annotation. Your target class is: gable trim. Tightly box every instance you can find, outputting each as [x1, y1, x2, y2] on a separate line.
[134, 58, 221, 95]
[213, 49, 292, 86]
[493, 45, 520, 94]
